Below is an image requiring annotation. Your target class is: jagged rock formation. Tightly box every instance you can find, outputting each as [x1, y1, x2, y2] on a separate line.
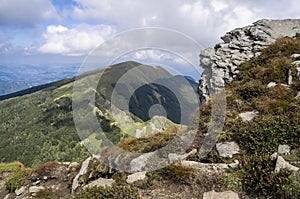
[199, 19, 300, 102]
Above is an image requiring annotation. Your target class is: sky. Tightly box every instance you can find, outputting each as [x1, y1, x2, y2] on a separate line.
[0, 0, 300, 78]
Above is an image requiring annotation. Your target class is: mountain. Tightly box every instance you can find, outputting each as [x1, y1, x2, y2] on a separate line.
[0, 61, 198, 166]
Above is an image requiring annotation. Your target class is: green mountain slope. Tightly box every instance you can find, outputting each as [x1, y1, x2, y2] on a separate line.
[0, 61, 197, 166]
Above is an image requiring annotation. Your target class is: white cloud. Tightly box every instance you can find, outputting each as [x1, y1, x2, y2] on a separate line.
[0, 0, 59, 26]
[38, 24, 116, 56]
[70, 0, 300, 47]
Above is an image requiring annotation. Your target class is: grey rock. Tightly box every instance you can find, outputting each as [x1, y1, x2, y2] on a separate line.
[72, 157, 91, 193]
[32, 180, 41, 185]
[84, 178, 115, 189]
[239, 111, 259, 122]
[129, 152, 155, 173]
[296, 92, 300, 99]
[216, 142, 240, 158]
[168, 149, 197, 163]
[267, 82, 277, 88]
[15, 186, 26, 196]
[29, 186, 45, 196]
[288, 70, 293, 85]
[199, 19, 300, 103]
[68, 162, 80, 171]
[271, 152, 278, 160]
[203, 190, 239, 199]
[296, 66, 300, 76]
[275, 156, 299, 173]
[126, 172, 147, 184]
[4, 194, 11, 199]
[278, 144, 291, 155]
[182, 160, 239, 175]
[291, 54, 300, 58]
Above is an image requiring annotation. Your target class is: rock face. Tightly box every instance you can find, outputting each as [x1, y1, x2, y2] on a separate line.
[199, 19, 300, 103]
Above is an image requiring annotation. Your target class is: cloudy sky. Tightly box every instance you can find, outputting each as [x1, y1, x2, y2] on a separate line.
[0, 0, 299, 73]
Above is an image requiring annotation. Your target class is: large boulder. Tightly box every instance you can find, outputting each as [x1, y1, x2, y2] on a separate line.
[199, 19, 300, 103]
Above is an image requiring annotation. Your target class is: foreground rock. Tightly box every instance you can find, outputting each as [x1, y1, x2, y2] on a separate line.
[126, 172, 147, 184]
[29, 186, 45, 196]
[181, 160, 239, 174]
[203, 190, 239, 199]
[216, 142, 240, 158]
[278, 144, 291, 155]
[84, 178, 115, 189]
[275, 156, 299, 173]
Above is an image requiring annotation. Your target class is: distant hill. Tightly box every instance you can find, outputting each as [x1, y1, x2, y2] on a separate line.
[0, 79, 30, 96]
[0, 64, 79, 95]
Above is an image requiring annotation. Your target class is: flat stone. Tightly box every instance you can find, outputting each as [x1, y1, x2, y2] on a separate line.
[278, 144, 291, 155]
[203, 190, 239, 199]
[29, 186, 45, 196]
[4, 194, 11, 199]
[168, 149, 197, 163]
[84, 178, 115, 189]
[239, 111, 259, 122]
[32, 180, 41, 186]
[126, 172, 147, 184]
[216, 142, 240, 158]
[182, 160, 239, 175]
[267, 82, 277, 88]
[15, 186, 26, 196]
[275, 156, 299, 173]
[291, 54, 300, 58]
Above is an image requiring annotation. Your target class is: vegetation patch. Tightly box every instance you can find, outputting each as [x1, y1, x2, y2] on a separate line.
[0, 162, 24, 173]
[73, 185, 142, 199]
[5, 169, 31, 192]
[118, 126, 178, 153]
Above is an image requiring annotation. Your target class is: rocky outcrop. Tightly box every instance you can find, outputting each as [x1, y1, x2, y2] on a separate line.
[199, 19, 300, 102]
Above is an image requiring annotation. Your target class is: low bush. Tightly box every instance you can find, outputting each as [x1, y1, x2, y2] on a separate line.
[5, 169, 31, 192]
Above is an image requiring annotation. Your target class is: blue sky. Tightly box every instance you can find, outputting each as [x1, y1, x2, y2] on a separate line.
[0, 0, 300, 78]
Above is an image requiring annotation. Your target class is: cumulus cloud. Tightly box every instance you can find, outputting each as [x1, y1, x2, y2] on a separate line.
[71, 0, 300, 46]
[38, 24, 116, 56]
[0, 0, 59, 27]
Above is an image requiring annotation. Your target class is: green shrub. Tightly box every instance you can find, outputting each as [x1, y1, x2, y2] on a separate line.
[0, 162, 24, 173]
[73, 185, 142, 199]
[5, 169, 31, 192]
[239, 154, 299, 198]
